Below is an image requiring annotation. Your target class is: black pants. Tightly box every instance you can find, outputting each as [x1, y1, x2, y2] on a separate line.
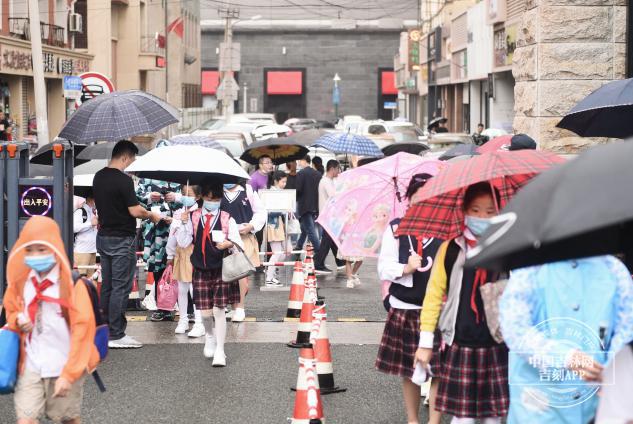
[314, 229, 344, 269]
[153, 269, 194, 315]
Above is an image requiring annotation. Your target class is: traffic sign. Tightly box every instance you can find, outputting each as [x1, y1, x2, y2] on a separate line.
[75, 72, 115, 108]
[384, 101, 397, 110]
[63, 76, 83, 99]
[216, 75, 239, 100]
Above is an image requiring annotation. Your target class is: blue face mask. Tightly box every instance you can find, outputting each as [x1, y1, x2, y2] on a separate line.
[223, 183, 237, 190]
[24, 254, 57, 273]
[181, 196, 196, 208]
[203, 200, 221, 212]
[465, 215, 492, 237]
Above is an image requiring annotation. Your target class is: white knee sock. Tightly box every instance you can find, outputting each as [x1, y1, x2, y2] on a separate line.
[451, 418, 476, 424]
[177, 281, 190, 321]
[213, 306, 227, 354]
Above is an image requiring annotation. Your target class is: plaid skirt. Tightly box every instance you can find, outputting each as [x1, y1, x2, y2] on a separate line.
[192, 267, 240, 310]
[436, 342, 509, 418]
[375, 308, 442, 379]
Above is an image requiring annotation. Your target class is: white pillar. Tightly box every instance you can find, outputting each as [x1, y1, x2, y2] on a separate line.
[28, 0, 49, 146]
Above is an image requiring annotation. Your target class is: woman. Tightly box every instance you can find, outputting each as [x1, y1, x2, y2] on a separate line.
[265, 171, 289, 287]
[376, 173, 444, 424]
[415, 182, 509, 423]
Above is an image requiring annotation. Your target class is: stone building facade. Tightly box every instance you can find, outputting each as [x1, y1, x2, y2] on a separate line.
[513, 0, 627, 151]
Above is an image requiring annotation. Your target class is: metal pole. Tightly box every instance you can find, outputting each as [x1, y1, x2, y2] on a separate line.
[28, 0, 50, 147]
[243, 83, 248, 113]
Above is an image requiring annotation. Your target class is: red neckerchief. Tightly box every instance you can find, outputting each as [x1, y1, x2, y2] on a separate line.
[27, 276, 70, 338]
[202, 213, 215, 266]
[464, 230, 487, 324]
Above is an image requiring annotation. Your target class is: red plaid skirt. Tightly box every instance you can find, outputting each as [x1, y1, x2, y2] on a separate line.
[192, 268, 240, 310]
[375, 308, 442, 379]
[436, 342, 509, 418]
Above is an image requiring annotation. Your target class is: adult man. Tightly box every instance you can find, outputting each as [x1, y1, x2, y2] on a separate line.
[314, 160, 345, 274]
[285, 160, 297, 190]
[73, 189, 98, 277]
[295, 155, 322, 251]
[93, 140, 162, 349]
[472, 123, 489, 146]
[249, 155, 273, 192]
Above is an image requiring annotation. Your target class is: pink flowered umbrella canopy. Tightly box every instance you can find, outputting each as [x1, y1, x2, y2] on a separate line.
[317, 152, 444, 258]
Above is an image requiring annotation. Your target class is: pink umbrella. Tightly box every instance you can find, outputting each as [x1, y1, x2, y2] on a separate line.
[477, 135, 512, 153]
[317, 152, 444, 258]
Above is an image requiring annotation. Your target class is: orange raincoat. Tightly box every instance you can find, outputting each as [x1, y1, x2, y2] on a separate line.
[3, 216, 99, 383]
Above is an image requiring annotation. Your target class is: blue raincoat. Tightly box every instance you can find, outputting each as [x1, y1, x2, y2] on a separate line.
[500, 256, 633, 424]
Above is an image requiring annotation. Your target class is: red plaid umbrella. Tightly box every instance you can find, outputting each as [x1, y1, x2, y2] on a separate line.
[397, 150, 564, 240]
[477, 135, 513, 153]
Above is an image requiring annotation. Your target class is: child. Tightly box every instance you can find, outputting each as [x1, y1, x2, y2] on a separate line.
[4, 216, 100, 424]
[265, 171, 289, 287]
[73, 189, 98, 278]
[166, 185, 205, 337]
[221, 179, 266, 321]
[175, 179, 243, 367]
[415, 182, 509, 423]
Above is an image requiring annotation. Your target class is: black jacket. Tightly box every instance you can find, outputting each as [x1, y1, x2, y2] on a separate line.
[295, 167, 322, 217]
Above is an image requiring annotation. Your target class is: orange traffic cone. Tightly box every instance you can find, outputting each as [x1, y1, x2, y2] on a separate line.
[303, 245, 315, 277]
[286, 261, 305, 319]
[288, 274, 317, 348]
[312, 302, 346, 394]
[291, 344, 325, 424]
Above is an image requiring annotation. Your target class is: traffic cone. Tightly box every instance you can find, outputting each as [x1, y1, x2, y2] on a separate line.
[291, 344, 325, 424]
[286, 261, 305, 319]
[312, 303, 346, 394]
[303, 244, 315, 277]
[288, 274, 317, 348]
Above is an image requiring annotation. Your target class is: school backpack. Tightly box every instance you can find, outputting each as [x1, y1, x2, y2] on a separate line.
[72, 271, 108, 392]
[73, 206, 89, 242]
[191, 209, 230, 241]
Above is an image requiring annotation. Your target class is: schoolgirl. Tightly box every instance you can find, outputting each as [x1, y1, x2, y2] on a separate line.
[265, 171, 289, 287]
[415, 182, 509, 423]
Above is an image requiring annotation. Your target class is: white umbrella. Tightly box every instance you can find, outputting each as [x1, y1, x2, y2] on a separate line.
[73, 173, 95, 187]
[125, 145, 249, 185]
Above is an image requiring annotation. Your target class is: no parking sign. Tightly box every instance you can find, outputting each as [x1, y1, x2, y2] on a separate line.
[75, 72, 115, 108]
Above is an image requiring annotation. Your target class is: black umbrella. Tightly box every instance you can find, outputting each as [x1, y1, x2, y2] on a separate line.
[438, 143, 479, 161]
[557, 78, 633, 138]
[30, 141, 89, 165]
[240, 138, 309, 165]
[466, 141, 633, 271]
[382, 142, 430, 157]
[427, 117, 447, 131]
[76, 142, 148, 161]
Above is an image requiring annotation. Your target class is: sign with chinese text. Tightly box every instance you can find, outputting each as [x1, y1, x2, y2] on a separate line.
[20, 185, 53, 218]
[408, 30, 421, 71]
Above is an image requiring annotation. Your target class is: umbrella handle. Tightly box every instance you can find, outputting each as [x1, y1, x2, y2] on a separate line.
[393, 176, 402, 202]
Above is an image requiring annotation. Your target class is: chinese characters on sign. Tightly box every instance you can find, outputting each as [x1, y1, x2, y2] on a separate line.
[20, 186, 53, 217]
[0, 46, 90, 76]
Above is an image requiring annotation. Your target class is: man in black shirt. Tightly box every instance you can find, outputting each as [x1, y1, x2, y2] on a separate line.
[93, 140, 162, 349]
[295, 155, 322, 251]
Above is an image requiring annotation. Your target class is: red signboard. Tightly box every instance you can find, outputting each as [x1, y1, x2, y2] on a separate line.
[381, 71, 398, 95]
[267, 71, 303, 95]
[201, 70, 220, 95]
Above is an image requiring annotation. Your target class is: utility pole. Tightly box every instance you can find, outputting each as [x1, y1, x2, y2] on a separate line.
[28, 0, 49, 147]
[218, 6, 239, 119]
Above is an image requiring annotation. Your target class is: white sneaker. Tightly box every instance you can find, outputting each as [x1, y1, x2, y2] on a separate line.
[141, 295, 157, 311]
[265, 279, 283, 287]
[346, 278, 355, 289]
[226, 309, 234, 320]
[174, 320, 189, 334]
[232, 308, 246, 322]
[212, 351, 227, 367]
[353, 274, 362, 286]
[188, 323, 206, 338]
[203, 335, 217, 358]
[108, 335, 143, 349]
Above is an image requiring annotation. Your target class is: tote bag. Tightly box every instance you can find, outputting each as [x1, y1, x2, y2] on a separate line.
[0, 326, 20, 394]
[156, 265, 178, 311]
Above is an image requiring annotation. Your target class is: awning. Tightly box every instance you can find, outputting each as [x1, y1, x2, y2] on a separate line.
[267, 71, 303, 95]
[201, 70, 220, 95]
[381, 71, 398, 95]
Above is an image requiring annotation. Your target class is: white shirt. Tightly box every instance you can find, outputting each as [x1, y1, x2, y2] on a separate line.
[22, 266, 71, 378]
[175, 209, 244, 251]
[318, 176, 336, 213]
[377, 225, 419, 310]
[73, 203, 97, 253]
[223, 184, 267, 233]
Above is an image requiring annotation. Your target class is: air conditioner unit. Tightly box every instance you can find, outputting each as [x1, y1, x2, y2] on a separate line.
[69, 13, 83, 33]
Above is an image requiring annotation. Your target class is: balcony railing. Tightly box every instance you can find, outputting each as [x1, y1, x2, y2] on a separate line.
[8, 18, 66, 48]
[141, 35, 165, 56]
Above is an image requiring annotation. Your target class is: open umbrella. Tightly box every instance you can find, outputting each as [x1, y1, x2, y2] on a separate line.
[397, 150, 564, 240]
[168, 134, 222, 149]
[317, 153, 443, 258]
[313, 132, 383, 157]
[438, 143, 479, 161]
[283, 129, 329, 146]
[125, 145, 249, 185]
[466, 142, 633, 271]
[58, 90, 179, 143]
[556, 78, 633, 138]
[76, 141, 148, 161]
[240, 138, 309, 165]
[73, 173, 94, 198]
[30, 140, 89, 165]
[477, 135, 513, 153]
[382, 142, 430, 157]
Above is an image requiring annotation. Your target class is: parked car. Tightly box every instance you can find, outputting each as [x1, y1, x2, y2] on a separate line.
[284, 118, 317, 132]
[230, 113, 277, 125]
[208, 132, 253, 171]
[359, 120, 426, 142]
[425, 133, 475, 159]
[193, 122, 260, 145]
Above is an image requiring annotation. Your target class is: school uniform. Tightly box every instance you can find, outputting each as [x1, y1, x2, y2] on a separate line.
[73, 202, 97, 276]
[375, 219, 443, 379]
[419, 232, 509, 419]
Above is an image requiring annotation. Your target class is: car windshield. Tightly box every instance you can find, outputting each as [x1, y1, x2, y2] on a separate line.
[198, 119, 225, 131]
[214, 137, 245, 156]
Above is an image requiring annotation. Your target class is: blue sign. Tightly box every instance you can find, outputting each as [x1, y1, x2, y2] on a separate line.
[63, 76, 83, 91]
[384, 101, 397, 110]
[332, 85, 340, 105]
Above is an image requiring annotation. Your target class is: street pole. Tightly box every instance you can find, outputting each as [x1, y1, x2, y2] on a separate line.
[219, 7, 239, 119]
[28, 0, 49, 147]
[243, 82, 248, 113]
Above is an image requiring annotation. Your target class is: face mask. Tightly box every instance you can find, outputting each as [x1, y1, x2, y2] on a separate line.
[24, 254, 57, 273]
[465, 215, 493, 237]
[223, 184, 236, 191]
[181, 196, 196, 208]
[203, 200, 221, 212]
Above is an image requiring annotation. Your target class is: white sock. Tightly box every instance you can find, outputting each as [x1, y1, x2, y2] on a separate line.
[203, 314, 214, 338]
[481, 419, 501, 424]
[194, 308, 202, 325]
[451, 418, 476, 424]
[213, 306, 227, 354]
[177, 281, 190, 321]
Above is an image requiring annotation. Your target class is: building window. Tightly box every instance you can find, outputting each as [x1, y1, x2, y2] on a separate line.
[74, 0, 88, 49]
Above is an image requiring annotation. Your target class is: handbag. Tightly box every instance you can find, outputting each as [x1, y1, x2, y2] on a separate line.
[479, 279, 508, 344]
[0, 326, 20, 394]
[222, 242, 256, 282]
[156, 265, 178, 311]
[286, 217, 301, 235]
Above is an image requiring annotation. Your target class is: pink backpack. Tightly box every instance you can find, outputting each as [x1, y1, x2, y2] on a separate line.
[191, 209, 230, 241]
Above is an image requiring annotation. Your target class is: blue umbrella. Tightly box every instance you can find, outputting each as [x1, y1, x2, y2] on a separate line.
[557, 78, 633, 138]
[312, 132, 383, 157]
[59, 90, 179, 144]
[168, 135, 223, 149]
